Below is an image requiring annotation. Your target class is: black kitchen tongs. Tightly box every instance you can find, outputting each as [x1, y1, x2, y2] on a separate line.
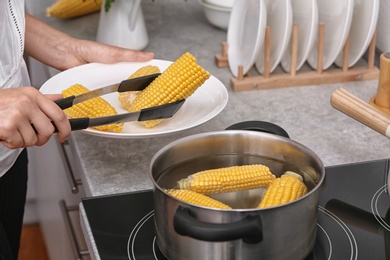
[54, 73, 185, 131]
[55, 73, 160, 109]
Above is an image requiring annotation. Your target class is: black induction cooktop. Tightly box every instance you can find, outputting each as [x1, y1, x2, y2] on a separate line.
[82, 159, 390, 259]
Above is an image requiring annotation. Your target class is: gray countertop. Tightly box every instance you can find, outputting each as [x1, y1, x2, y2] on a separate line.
[29, 0, 390, 259]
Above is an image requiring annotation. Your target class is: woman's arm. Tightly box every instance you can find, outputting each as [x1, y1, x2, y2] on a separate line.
[1, 13, 154, 149]
[24, 13, 154, 71]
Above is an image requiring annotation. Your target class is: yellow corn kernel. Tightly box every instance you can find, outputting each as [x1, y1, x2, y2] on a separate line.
[166, 189, 231, 209]
[118, 65, 161, 111]
[62, 84, 123, 132]
[129, 52, 211, 128]
[177, 164, 276, 195]
[257, 173, 308, 208]
[46, 0, 102, 19]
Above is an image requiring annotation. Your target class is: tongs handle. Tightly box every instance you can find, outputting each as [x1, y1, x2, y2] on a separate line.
[55, 99, 186, 131]
[52, 118, 89, 132]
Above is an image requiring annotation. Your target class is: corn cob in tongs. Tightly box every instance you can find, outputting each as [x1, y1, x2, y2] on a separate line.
[126, 52, 211, 128]
[56, 74, 185, 132]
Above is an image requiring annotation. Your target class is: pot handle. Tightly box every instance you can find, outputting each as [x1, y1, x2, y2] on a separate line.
[225, 121, 290, 138]
[173, 206, 263, 244]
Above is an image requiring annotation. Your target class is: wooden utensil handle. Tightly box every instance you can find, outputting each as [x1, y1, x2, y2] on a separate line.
[330, 88, 390, 138]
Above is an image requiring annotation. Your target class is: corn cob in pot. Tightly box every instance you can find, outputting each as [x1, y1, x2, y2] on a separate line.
[257, 171, 308, 208]
[177, 164, 276, 195]
[166, 189, 231, 209]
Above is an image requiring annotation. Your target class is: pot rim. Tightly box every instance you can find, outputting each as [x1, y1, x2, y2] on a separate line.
[150, 130, 325, 211]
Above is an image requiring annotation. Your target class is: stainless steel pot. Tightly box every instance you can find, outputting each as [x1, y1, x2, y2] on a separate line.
[150, 122, 324, 260]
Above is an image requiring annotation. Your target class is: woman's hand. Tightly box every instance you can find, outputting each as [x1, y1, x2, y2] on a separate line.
[0, 87, 70, 149]
[54, 38, 154, 70]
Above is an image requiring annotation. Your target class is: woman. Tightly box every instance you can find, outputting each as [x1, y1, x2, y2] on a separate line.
[0, 2, 154, 259]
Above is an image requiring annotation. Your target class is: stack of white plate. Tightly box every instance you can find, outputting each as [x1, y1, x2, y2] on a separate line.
[226, 0, 380, 77]
[198, 0, 234, 30]
[333, 0, 379, 68]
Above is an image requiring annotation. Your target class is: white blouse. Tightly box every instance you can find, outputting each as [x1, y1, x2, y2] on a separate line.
[0, 0, 30, 177]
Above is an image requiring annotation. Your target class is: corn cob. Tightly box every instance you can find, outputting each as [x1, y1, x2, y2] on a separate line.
[129, 52, 211, 128]
[118, 65, 161, 111]
[257, 172, 308, 208]
[46, 0, 102, 19]
[62, 83, 123, 132]
[177, 164, 276, 195]
[166, 189, 231, 209]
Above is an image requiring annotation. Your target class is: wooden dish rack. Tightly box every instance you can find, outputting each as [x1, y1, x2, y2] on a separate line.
[215, 23, 379, 92]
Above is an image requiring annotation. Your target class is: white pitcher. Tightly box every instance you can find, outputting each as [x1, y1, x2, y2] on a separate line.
[96, 0, 148, 50]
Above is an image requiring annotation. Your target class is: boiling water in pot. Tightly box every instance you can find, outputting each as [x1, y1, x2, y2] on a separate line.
[156, 153, 318, 209]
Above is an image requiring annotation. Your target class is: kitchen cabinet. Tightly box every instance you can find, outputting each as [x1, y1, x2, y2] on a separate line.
[26, 51, 90, 259]
[28, 136, 90, 260]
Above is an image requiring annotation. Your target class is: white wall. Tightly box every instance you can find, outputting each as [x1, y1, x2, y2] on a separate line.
[376, 0, 390, 52]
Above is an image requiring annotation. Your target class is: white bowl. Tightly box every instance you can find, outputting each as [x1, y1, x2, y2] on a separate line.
[198, 0, 231, 30]
[204, 0, 235, 8]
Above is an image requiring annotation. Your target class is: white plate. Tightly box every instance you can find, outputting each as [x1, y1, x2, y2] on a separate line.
[334, 0, 379, 68]
[255, 0, 293, 74]
[40, 60, 228, 139]
[227, 0, 267, 77]
[307, 0, 354, 70]
[280, 0, 318, 72]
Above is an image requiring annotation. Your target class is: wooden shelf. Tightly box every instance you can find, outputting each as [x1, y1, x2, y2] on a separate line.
[215, 23, 379, 92]
[230, 66, 379, 92]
